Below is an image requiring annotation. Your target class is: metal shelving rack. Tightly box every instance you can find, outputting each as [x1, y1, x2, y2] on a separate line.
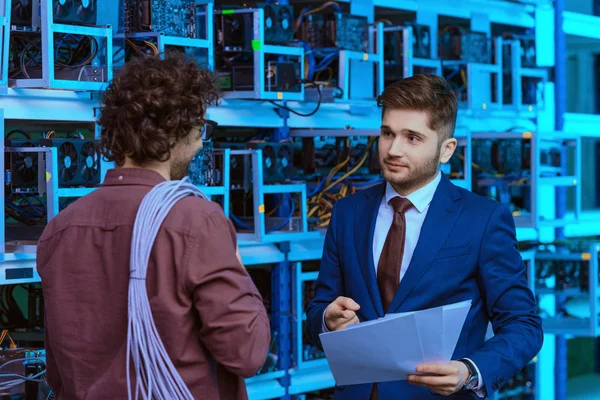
[3, 1, 599, 399]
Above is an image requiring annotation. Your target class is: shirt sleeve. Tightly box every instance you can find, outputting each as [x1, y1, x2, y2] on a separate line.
[184, 210, 271, 378]
[322, 310, 330, 333]
[464, 357, 486, 397]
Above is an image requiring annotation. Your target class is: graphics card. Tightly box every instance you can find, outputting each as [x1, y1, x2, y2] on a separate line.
[52, 0, 97, 26]
[5, 139, 41, 194]
[260, 3, 293, 44]
[328, 13, 368, 52]
[245, 141, 293, 183]
[11, 0, 33, 26]
[40, 138, 101, 187]
[131, 0, 196, 37]
[405, 22, 431, 59]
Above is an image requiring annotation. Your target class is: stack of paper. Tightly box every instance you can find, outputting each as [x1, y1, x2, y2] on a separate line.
[319, 300, 472, 386]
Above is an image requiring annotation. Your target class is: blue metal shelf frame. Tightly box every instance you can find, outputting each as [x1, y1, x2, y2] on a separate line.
[214, 8, 304, 102]
[441, 37, 503, 112]
[336, 22, 385, 102]
[11, 0, 113, 91]
[471, 131, 538, 228]
[196, 148, 231, 218]
[535, 245, 600, 337]
[233, 148, 316, 244]
[503, 40, 549, 114]
[117, 2, 215, 71]
[0, 0, 9, 91]
[537, 133, 582, 227]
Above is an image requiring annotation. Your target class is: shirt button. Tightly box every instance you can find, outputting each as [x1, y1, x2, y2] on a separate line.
[118, 175, 123, 180]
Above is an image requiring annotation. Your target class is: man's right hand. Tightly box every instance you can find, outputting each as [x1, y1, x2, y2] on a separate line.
[324, 296, 361, 331]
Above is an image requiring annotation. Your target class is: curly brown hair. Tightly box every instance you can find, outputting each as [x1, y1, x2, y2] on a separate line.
[98, 51, 220, 166]
[377, 74, 458, 142]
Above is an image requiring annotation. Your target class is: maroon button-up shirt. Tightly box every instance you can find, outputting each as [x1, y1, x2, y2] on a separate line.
[37, 168, 270, 400]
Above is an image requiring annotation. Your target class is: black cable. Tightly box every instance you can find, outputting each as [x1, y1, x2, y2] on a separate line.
[268, 80, 321, 117]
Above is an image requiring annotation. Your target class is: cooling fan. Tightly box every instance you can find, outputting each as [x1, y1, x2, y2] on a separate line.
[276, 6, 292, 37]
[263, 5, 276, 36]
[52, 0, 97, 25]
[262, 4, 293, 44]
[245, 141, 293, 182]
[79, 141, 100, 182]
[11, 0, 33, 26]
[75, 0, 96, 23]
[261, 144, 278, 179]
[58, 141, 78, 184]
[53, 0, 72, 19]
[276, 142, 293, 176]
[13, 142, 38, 184]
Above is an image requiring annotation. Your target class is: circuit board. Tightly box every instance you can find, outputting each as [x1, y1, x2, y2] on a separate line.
[126, 0, 197, 37]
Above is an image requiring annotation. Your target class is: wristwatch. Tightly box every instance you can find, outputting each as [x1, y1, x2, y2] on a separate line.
[459, 359, 479, 390]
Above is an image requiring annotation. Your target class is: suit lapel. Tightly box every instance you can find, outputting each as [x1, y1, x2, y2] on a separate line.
[387, 176, 463, 314]
[354, 183, 386, 317]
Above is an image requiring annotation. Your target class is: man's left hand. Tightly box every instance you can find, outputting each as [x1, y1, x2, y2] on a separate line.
[407, 361, 470, 396]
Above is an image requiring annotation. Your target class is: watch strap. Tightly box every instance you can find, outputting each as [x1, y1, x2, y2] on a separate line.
[459, 359, 479, 390]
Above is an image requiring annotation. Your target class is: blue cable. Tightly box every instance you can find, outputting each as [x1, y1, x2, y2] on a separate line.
[127, 178, 208, 400]
[267, 194, 294, 233]
[230, 213, 254, 231]
[230, 194, 295, 233]
[315, 52, 339, 72]
[296, 40, 316, 81]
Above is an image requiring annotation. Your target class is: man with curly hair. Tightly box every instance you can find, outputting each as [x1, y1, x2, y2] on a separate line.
[36, 52, 271, 400]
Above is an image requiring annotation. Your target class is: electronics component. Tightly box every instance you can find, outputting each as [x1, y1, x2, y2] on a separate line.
[300, 13, 325, 49]
[40, 138, 101, 187]
[439, 27, 490, 64]
[5, 139, 40, 194]
[11, 0, 33, 27]
[245, 141, 293, 183]
[214, 8, 303, 99]
[472, 138, 530, 175]
[406, 22, 431, 59]
[188, 142, 222, 186]
[126, 0, 197, 37]
[534, 244, 600, 336]
[297, 12, 368, 52]
[329, 13, 368, 52]
[53, 0, 97, 26]
[502, 33, 536, 68]
[216, 142, 251, 188]
[0, 348, 48, 397]
[471, 134, 534, 227]
[497, 363, 535, 399]
[261, 3, 294, 44]
[535, 259, 589, 293]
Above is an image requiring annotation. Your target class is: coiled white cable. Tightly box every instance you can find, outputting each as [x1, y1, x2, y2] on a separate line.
[127, 178, 208, 400]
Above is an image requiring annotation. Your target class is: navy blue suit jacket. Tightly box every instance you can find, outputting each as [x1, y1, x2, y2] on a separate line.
[306, 174, 543, 399]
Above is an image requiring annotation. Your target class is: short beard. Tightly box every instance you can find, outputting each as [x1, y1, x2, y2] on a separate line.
[385, 146, 441, 195]
[170, 157, 192, 180]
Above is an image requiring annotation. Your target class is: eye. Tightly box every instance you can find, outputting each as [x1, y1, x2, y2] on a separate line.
[408, 135, 420, 142]
[381, 130, 393, 137]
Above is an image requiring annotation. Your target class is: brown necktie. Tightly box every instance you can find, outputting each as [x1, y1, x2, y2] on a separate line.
[371, 196, 413, 400]
[377, 196, 413, 312]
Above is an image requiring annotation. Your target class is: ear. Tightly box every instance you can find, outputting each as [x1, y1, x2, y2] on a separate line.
[439, 138, 457, 163]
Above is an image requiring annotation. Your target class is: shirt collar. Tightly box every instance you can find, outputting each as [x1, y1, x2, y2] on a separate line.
[384, 171, 441, 213]
[102, 167, 167, 187]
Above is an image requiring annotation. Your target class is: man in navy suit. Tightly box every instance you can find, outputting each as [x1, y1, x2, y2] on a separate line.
[306, 74, 543, 399]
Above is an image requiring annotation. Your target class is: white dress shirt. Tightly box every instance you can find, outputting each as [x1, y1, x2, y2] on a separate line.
[321, 171, 485, 396]
[372, 172, 441, 279]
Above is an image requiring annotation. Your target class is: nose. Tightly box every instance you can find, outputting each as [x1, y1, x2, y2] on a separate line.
[387, 137, 405, 157]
